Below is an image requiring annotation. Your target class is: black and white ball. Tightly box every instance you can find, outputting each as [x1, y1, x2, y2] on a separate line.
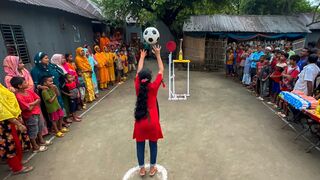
[143, 27, 160, 45]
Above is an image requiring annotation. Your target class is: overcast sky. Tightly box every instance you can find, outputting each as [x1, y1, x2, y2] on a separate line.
[308, 0, 318, 5]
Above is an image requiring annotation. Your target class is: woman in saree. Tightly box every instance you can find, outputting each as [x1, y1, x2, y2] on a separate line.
[83, 47, 99, 95]
[104, 46, 116, 85]
[75, 47, 96, 102]
[3, 55, 49, 135]
[0, 84, 33, 174]
[94, 45, 110, 90]
[31, 52, 66, 128]
[3, 56, 34, 92]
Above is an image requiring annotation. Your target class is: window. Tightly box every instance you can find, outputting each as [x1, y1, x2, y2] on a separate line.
[0, 24, 30, 63]
[73, 25, 81, 43]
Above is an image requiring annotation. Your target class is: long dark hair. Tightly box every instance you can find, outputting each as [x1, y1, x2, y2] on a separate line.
[134, 69, 152, 121]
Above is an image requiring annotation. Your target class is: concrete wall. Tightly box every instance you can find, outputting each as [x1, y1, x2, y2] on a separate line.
[305, 30, 320, 47]
[0, 0, 95, 82]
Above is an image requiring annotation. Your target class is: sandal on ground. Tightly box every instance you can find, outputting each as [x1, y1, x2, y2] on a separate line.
[33, 145, 48, 153]
[56, 131, 65, 138]
[63, 123, 71, 128]
[149, 166, 158, 177]
[39, 140, 53, 146]
[139, 167, 146, 177]
[13, 166, 34, 175]
[64, 118, 73, 123]
[22, 159, 30, 165]
[73, 118, 81, 122]
[61, 127, 69, 133]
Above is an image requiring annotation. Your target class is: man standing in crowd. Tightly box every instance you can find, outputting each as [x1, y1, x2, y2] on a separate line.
[294, 54, 320, 96]
[284, 43, 295, 59]
[297, 47, 310, 71]
[250, 45, 265, 79]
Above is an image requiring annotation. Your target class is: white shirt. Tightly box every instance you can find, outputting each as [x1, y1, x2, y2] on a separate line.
[294, 63, 320, 95]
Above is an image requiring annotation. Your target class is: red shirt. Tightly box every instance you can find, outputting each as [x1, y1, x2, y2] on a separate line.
[280, 65, 300, 91]
[271, 70, 282, 83]
[15, 89, 41, 120]
[271, 57, 279, 71]
[133, 73, 164, 142]
[236, 50, 244, 63]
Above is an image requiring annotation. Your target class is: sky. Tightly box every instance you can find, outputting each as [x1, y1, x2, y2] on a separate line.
[308, 0, 318, 5]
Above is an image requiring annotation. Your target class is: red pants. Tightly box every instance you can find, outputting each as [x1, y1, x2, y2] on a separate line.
[6, 123, 23, 172]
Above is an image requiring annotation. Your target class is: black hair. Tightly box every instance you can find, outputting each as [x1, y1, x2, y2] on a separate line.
[10, 76, 25, 89]
[280, 51, 289, 59]
[290, 55, 300, 62]
[134, 69, 152, 121]
[310, 48, 318, 54]
[303, 47, 311, 54]
[65, 53, 72, 60]
[308, 54, 318, 64]
[41, 75, 53, 85]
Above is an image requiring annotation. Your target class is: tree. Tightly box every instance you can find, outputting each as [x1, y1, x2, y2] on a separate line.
[93, 0, 231, 37]
[241, 0, 313, 15]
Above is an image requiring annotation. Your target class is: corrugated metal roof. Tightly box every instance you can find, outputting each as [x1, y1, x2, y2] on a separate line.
[183, 15, 310, 33]
[297, 13, 320, 30]
[9, 0, 104, 20]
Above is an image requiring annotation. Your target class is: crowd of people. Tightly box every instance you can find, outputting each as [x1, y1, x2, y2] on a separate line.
[226, 41, 320, 117]
[0, 33, 139, 174]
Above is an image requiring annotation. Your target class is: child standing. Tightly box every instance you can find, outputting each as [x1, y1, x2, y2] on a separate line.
[64, 74, 82, 122]
[128, 49, 137, 72]
[269, 65, 283, 104]
[10, 77, 50, 152]
[258, 60, 271, 100]
[278, 55, 300, 117]
[120, 50, 129, 77]
[226, 48, 234, 76]
[256, 55, 267, 98]
[242, 49, 252, 85]
[77, 70, 86, 110]
[116, 52, 124, 84]
[41, 76, 69, 137]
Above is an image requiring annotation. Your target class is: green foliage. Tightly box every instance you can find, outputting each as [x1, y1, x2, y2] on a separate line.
[93, 0, 316, 37]
[241, 0, 313, 15]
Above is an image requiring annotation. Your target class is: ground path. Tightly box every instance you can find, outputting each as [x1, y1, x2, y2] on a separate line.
[2, 61, 320, 180]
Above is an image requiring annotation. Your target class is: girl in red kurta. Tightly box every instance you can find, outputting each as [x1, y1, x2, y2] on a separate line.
[133, 45, 164, 177]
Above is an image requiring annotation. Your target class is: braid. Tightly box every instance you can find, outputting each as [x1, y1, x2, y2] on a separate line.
[134, 69, 152, 121]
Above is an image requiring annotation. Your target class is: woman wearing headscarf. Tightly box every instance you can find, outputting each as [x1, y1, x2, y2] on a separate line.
[3, 55, 49, 135]
[75, 47, 96, 102]
[50, 54, 73, 124]
[104, 46, 116, 85]
[50, 54, 68, 75]
[83, 47, 99, 95]
[94, 45, 110, 90]
[31, 52, 66, 127]
[3, 56, 34, 92]
[0, 84, 33, 174]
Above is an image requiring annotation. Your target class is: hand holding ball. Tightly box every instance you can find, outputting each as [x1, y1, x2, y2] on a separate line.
[143, 27, 160, 45]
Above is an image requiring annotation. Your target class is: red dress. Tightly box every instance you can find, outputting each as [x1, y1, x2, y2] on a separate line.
[133, 73, 164, 142]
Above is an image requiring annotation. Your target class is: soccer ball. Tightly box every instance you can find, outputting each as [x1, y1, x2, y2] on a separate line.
[143, 27, 160, 45]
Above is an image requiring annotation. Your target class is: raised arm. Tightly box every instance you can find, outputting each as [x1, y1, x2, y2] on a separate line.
[152, 45, 164, 74]
[137, 49, 147, 74]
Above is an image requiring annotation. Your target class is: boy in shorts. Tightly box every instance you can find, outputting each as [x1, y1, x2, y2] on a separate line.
[10, 77, 49, 152]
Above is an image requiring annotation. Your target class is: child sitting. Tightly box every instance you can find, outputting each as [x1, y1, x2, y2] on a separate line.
[10, 77, 50, 152]
[63, 74, 82, 122]
[41, 76, 69, 137]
